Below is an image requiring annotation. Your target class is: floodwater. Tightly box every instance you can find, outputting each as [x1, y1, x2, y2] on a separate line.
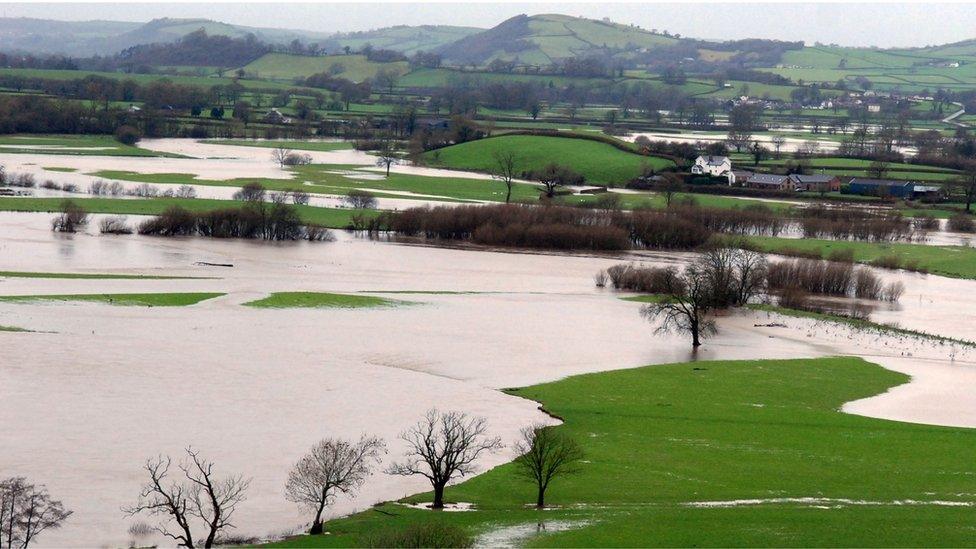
[1, 207, 975, 547]
[624, 130, 919, 157]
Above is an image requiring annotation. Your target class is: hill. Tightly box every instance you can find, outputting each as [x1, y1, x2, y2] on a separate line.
[436, 13, 678, 66]
[242, 53, 410, 82]
[322, 25, 481, 56]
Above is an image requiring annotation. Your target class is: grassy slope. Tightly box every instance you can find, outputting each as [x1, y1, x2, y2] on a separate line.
[0, 292, 223, 306]
[270, 357, 976, 547]
[0, 197, 377, 229]
[742, 235, 976, 280]
[424, 135, 675, 185]
[243, 53, 409, 82]
[243, 292, 404, 309]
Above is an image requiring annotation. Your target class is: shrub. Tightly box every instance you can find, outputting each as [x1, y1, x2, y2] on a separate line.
[605, 263, 678, 293]
[175, 185, 197, 199]
[51, 200, 88, 232]
[291, 190, 310, 205]
[129, 183, 159, 198]
[282, 153, 312, 166]
[948, 213, 976, 233]
[7, 172, 35, 188]
[98, 215, 132, 235]
[912, 215, 939, 231]
[115, 125, 141, 145]
[61, 183, 79, 193]
[853, 268, 884, 300]
[138, 206, 197, 236]
[345, 189, 378, 209]
[594, 270, 608, 288]
[233, 182, 266, 202]
[40, 180, 60, 190]
[869, 255, 901, 270]
[363, 522, 472, 549]
[882, 281, 905, 302]
[305, 224, 335, 242]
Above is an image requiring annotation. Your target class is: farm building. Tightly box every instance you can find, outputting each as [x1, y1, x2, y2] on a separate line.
[789, 174, 841, 192]
[746, 173, 791, 191]
[847, 178, 939, 199]
[729, 170, 754, 186]
[691, 155, 732, 178]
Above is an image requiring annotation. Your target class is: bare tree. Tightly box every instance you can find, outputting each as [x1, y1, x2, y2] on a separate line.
[271, 147, 292, 168]
[290, 190, 311, 206]
[344, 189, 378, 209]
[948, 163, 976, 212]
[640, 263, 716, 347]
[125, 448, 250, 549]
[0, 477, 72, 549]
[233, 182, 266, 202]
[867, 159, 890, 179]
[655, 173, 684, 207]
[285, 436, 386, 534]
[771, 135, 786, 158]
[51, 199, 89, 233]
[386, 410, 502, 509]
[512, 426, 583, 508]
[375, 143, 400, 177]
[491, 150, 519, 203]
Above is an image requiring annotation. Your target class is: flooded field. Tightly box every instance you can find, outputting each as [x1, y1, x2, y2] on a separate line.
[1, 210, 975, 547]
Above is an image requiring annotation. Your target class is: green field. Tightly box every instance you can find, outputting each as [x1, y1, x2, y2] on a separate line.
[242, 53, 409, 82]
[269, 356, 976, 547]
[0, 197, 378, 229]
[0, 135, 176, 157]
[0, 292, 224, 306]
[742, 235, 976, 280]
[0, 325, 31, 332]
[242, 292, 406, 309]
[423, 135, 675, 185]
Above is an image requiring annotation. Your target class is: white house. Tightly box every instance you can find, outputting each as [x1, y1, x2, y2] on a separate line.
[691, 155, 732, 178]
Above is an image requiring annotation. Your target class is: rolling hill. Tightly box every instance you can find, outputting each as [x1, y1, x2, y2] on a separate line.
[322, 25, 481, 55]
[435, 13, 678, 66]
[242, 53, 409, 82]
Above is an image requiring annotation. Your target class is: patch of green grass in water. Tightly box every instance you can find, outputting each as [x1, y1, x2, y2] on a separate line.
[266, 356, 976, 548]
[0, 271, 207, 280]
[243, 292, 409, 309]
[0, 325, 31, 332]
[0, 293, 224, 306]
[42, 166, 77, 172]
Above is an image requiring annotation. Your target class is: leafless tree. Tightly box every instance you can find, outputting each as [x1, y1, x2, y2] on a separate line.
[867, 159, 890, 179]
[512, 426, 583, 508]
[0, 477, 72, 549]
[344, 190, 377, 209]
[491, 150, 520, 203]
[640, 263, 716, 347]
[51, 199, 89, 233]
[291, 190, 310, 205]
[175, 185, 197, 199]
[124, 448, 250, 549]
[948, 163, 976, 212]
[374, 143, 401, 177]
[655, 173, 684, 207]
[233, 182, 266, 202]
[272, 146, 292, 168]
[285, 436, 386, 534]
[771, 135, 786, 158]
[386, 410, 502, 509]
[725, 129, 752, 153]
[697, 246, 768, 307]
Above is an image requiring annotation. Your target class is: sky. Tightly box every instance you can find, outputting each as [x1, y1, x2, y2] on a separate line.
[0, 2, 972, 48]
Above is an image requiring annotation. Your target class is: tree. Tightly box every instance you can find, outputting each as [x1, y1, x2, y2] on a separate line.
[271, 146, 292, 169]
[640, 263, 716, 347]
[655, 173, 684, 208]
[344, 189, 378, 209]
[233, 182, 266, 202]
[232, 101, 251, 127]
[751, 142, 768, 166]
[771, 135, 786, 158]
[0, 477, 72, 549]
[948, 163, 976, 212]
[374, 68, 400, 94]
[725, 129, 752, 153]
[512, 426, 583, 508]
[125, 448, 250, 549]
[867, 159, 890, 179]
[491, 150, 520, 203]
[285, 436, 386, 534]
[535, 163, 583, 198]
[386, 410, 503, 509]
[374, 143, 400, 177]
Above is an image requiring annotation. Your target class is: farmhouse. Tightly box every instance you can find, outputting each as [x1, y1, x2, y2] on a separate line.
[729, 170, 754, 186]
[746, 173, 791, 191]
[691, 155, 732, 178]
[788, 174, 841, 192]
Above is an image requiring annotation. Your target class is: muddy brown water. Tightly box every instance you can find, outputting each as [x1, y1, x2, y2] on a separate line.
[1, 211, 974, 547]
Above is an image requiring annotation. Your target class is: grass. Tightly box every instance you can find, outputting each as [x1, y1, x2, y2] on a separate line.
[0, 270, 203, 280]
[268, 356, 976, 547]
[748, 304, 974, 347]
[201, 139, 353, 152]
[0, 325, 31, 332]
[0, 135, 179, 157]
[739, 235, 976, 280]
[0, 197, 378, 229]
[0, 292, 224, 306]
[423, 135, 675, 186]
[42, 166, 77, 172]
[242, 292, 406, 309]
[242, 53, 409, 82]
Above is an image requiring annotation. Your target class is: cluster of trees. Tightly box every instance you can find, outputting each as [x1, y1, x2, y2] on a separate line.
[115, 30, 270, 70]
[0, 476, 72, 548]
[125, 409, 582, 546]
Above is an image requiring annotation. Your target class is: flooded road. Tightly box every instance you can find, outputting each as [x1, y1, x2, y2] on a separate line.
[1, 211, 974, 547]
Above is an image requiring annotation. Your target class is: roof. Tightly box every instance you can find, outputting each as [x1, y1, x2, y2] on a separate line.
[747, 173, 790, 185]
[788, 174, 838, 183]
[696, 155, 730, 166]
[848, 178, 914, 188]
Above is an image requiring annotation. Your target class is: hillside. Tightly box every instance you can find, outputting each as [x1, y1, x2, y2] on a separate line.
[436, 13, 677, 66]
[242, 53, 409, 82]
[322, 25, 481, 55]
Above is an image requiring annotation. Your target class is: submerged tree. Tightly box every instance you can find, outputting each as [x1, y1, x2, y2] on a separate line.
[512, 426, 584, 508]
[641, 262, 717, 347]
[386, 410, 502, 509]
[125, 448, 250, 549]
[375, 142, 401, 177]
[0, 477, 72, 549]
[285, 436, 386, 534]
